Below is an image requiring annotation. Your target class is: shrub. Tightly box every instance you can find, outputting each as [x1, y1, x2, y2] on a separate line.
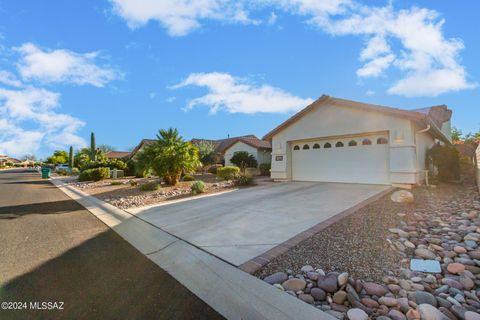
[139, 182, 160, 191]
[81, 159, 127, 172]
[183, 175, 195, 181]
[259, 163, 271, 176]
[191, 181, 206, 194]
[427, 143, 460, 182]
[57, 169, 69, 176]
[234, 173, 255, 186]
[217, 166, 240, 180]
[129, 180, 138, 187]
[78, 167, 110, 182]
[111, 181, 123, 186]
[71, 167, 80, 175]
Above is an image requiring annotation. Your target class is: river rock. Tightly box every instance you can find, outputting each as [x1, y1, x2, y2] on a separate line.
[310, 287, 326, 301]
[418, 304, 449, 320]
[347, 308, 368, 320]
[282, 278, 306, 291]
[465, 311, 480, 320]
[415, 248, 437, 259]
[391, 190, 414, 203]
[318, 275, 338, 293]
[413, 291, 437, 307]
[333, 290, 348, 304]
[447, 263, 466, 274]
[264, 272, 288, 284]
[363, 282, 387, 296]
[389, 309, 407, 320]
[298, 293, 314, 304]
[379, 297, 398, 307]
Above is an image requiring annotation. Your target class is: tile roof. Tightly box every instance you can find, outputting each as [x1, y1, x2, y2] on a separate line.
[191, 135, 271, 153]
[105, 151, 131, 159]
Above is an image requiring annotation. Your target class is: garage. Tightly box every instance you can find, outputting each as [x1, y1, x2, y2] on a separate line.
[291, 133, 390, 184]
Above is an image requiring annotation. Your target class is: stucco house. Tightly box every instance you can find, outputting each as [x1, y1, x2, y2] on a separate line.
[263, 95, 452, 187]
[105, 151, 131, 160]
[223, 136, 272, 167]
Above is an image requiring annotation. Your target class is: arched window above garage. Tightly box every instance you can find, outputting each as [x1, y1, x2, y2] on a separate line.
[324, 142, 332, 148]
[313, 143, 320, 149]
[348, 140, 357, 146]
[377, 137, 388, 144]
[302, 144, 310, 150]
[293, 145, 300, 150]
[335, 141, 344, 147]
[362, 139, 372, 145]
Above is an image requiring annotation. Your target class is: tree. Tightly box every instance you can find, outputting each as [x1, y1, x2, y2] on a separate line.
[98, 144, 115, 153]
[90, 132, 96, 161]
[229, 151, 258, 172]
[74, 148, 92, 168]
[22, 154, 36, 161]
[134, 128, 201, 185]
[47, 150, 68, 165]
[68, 146, 74, 168]
[197, 140, 216, 167]
[451, 126, 463, 142]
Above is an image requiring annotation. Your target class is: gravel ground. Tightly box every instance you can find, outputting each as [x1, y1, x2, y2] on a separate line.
[65, 174, 235, 209]
[255, 185, 456, 282]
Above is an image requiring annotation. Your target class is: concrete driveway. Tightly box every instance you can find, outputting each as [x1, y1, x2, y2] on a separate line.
[129, 182, 391, 266]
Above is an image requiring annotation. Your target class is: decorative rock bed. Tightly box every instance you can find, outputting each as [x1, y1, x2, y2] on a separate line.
[260, 184, 480, 319]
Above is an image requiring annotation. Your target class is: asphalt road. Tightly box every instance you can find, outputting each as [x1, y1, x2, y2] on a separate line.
[0, 169, 223, 320]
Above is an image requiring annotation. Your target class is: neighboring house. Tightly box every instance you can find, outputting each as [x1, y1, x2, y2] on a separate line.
[128, 139, 156, 159]
[223, 136, 272, 166]
[105, 151, 131, 160]
[0, 155, 20, 166]
[263, 95, 452, 187]
[192, 135, 271, 165]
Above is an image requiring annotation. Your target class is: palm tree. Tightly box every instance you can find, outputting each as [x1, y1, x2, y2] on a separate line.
[135, 128, 201, 185]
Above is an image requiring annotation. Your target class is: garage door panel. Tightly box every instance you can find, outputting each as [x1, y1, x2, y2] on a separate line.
[291, 137, 389, 184]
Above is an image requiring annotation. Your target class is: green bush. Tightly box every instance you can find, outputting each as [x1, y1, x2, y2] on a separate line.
[111, 181, 123, 186]
[139, 182, 160, 191]
[57, 169, 69, 176]
[427, 143, 460, 182]
[78, 167, 110, 182]
[81, 159, 127, 172]
[183, 175, 195, 181]
[217, 166, 240, 180]
[259, 163, 271, 176]
[71, 167, 80, 175]
[234, 173, 255, 186]
[191, 181, 206, 194]
[229, 151, 258, 171]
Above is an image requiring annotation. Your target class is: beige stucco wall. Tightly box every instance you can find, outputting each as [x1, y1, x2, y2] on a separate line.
[270, 102, 425, 185]
[224, 141, 259, 167]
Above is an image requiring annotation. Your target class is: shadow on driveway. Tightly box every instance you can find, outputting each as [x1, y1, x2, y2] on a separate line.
[0, 228, 223, 320]
[0, 200, 85, 217]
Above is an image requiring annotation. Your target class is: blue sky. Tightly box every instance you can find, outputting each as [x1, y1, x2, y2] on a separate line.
[0, 0, 479, 159]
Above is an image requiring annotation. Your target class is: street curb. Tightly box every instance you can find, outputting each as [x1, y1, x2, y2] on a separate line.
[50, 178, 336, 320]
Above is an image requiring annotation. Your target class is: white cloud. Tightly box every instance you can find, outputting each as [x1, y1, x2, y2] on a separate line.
[110, 0, 257, 36]
[0, 70, 22, 87]
[172, 72, 313, 114]
[15, 43, 121, 87]
[267, 12, 278, 25]
[110, 0, 476, 97]
[365, 90, 375, 96]
[0, 87, 86, 157]
[274, 2, 477, 96]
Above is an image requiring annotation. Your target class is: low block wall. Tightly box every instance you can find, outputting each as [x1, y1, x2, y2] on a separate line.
[476, 145, 480, 192]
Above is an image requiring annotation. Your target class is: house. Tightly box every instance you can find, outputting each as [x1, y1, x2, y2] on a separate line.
[128, 139, 156, 159]
[223, 136, 272, 166]
[191, 135, 271, 165]
[0, 155, 20, 166]
[105, 151, 131, 160]
[263, 95, 452, 187]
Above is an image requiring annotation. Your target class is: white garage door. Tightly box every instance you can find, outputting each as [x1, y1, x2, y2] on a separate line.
[291, 134, 390, 184]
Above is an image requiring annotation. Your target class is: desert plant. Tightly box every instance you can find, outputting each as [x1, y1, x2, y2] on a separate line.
[426, 143, 460, 182]
[207, 165, 218, 174]
[129, 180, 138, 187]
[217, 166, 240, 180]
[71, 167, 80, 175]
[78, 167, 110, 182]
[191, 181, 206, 194]
[197, 140, 216, 167]
[139, 182, 160, 191]
[90, 132, 96, 161]
[47, 150, 68, 165]
[229, 151, 258, 172]
[259, 163, 271, 176]
[134, 128, 201, 185]
[68, 146, 74, 169]
[57, 169, 69, 176]
[234, 173, 255, 186]
[183, 175, 195, 181]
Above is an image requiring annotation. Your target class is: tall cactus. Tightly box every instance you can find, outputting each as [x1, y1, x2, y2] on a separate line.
[90, 132, 96, 161]
[69, 146, 74, 169]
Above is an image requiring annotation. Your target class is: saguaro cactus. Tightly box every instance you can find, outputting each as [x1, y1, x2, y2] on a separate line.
[90, 132, 96, 161]
[69, 146, 74, 169]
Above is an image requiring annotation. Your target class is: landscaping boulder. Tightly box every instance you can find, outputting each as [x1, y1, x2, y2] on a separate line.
[391, 190, 414, 203]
